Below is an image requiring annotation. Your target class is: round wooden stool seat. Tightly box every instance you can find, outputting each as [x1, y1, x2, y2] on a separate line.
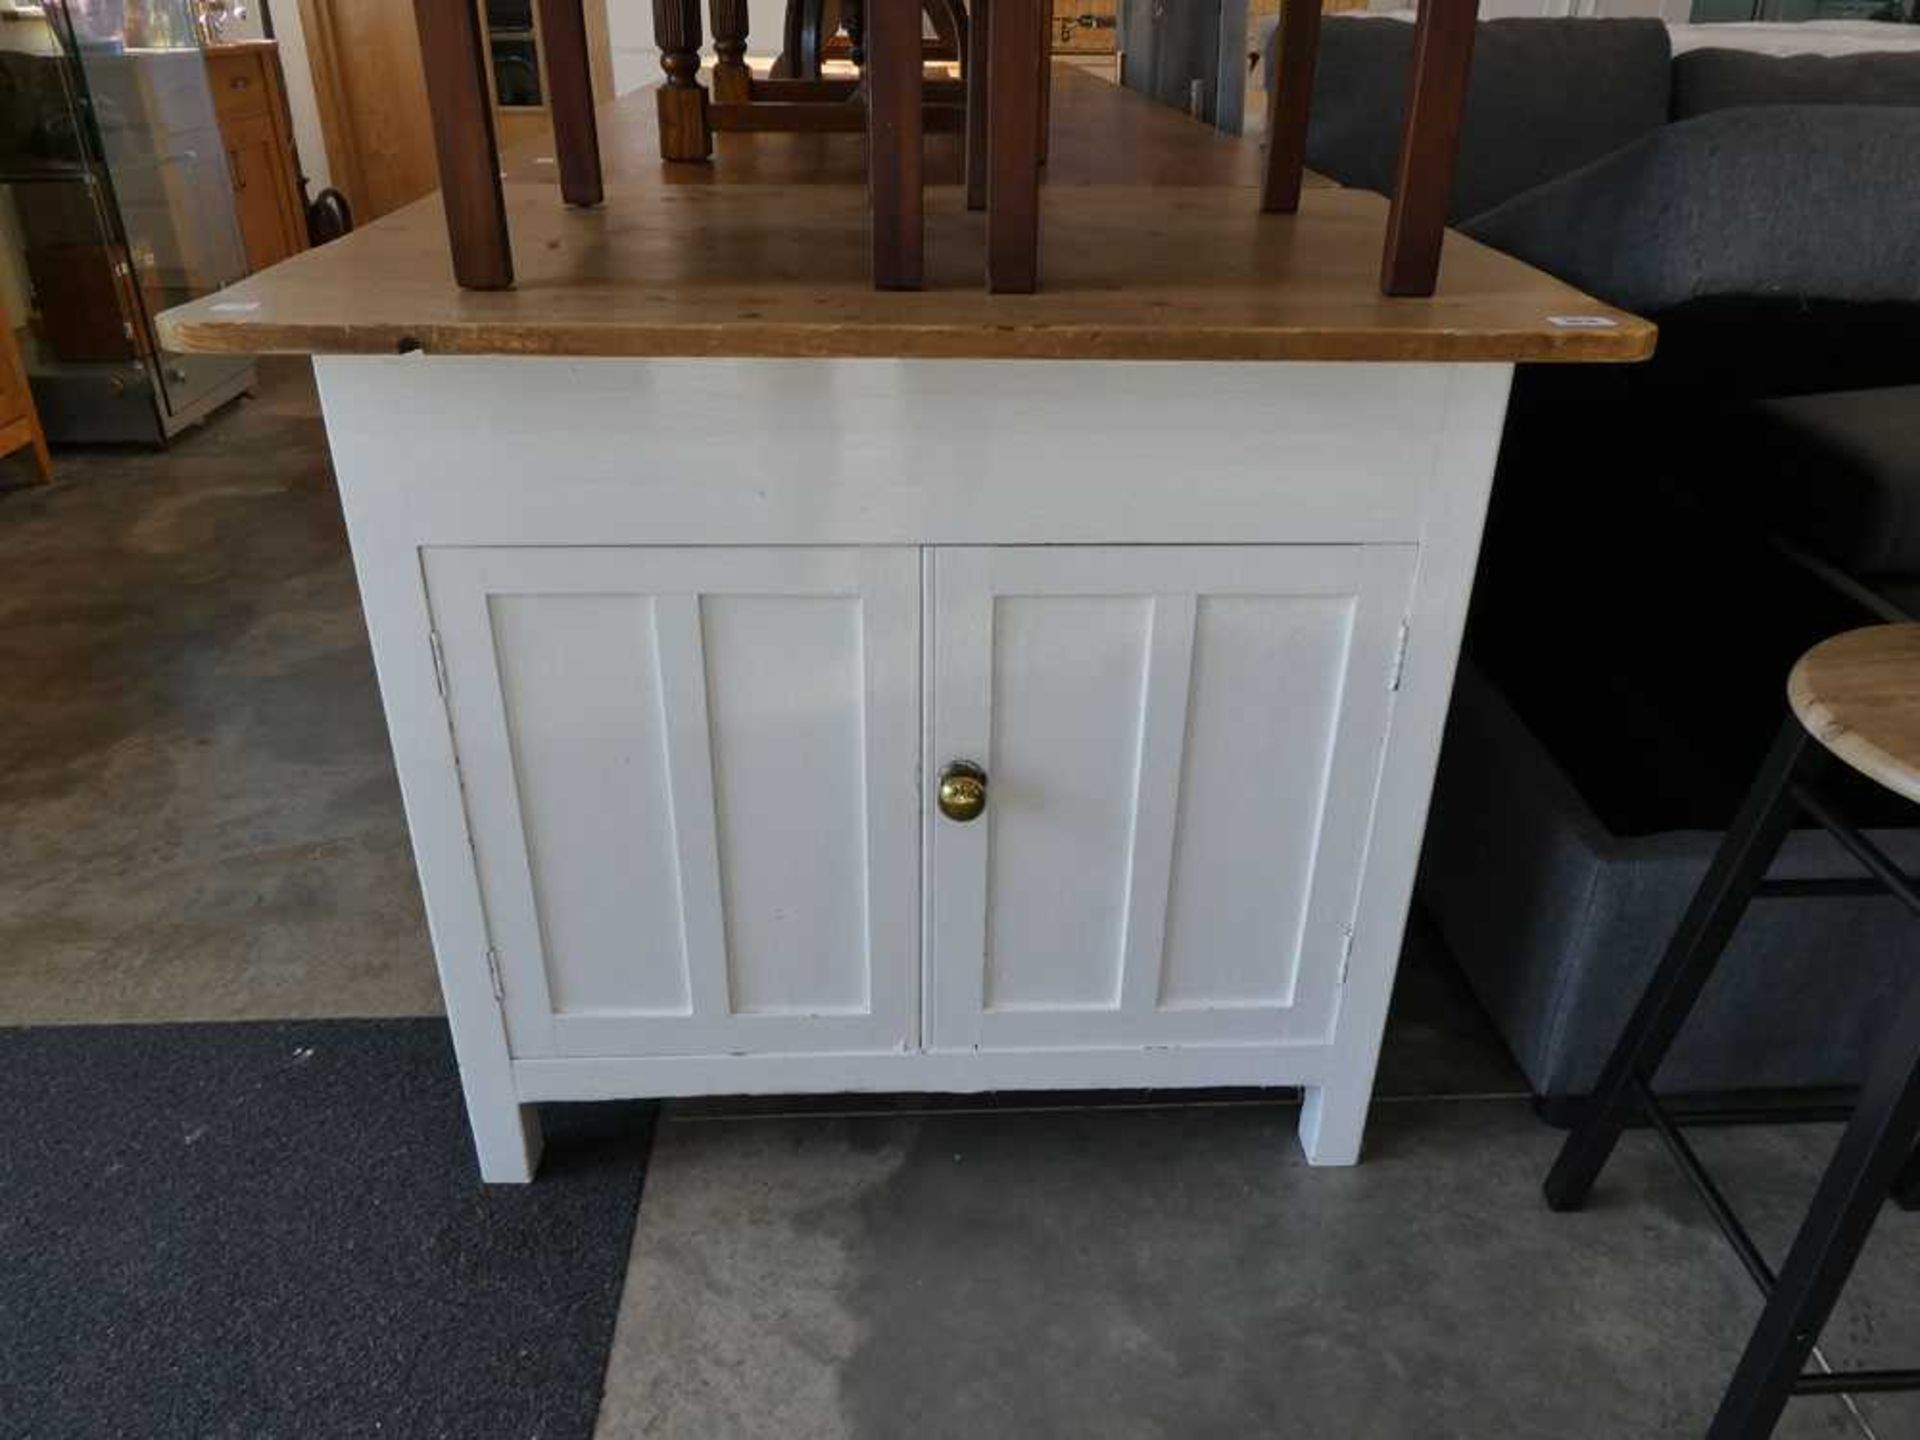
[1789, 623, 1920, 804]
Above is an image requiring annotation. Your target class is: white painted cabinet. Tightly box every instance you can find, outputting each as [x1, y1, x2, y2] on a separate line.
[425, 540, 1415, 1070]
[423, 546, 922, 1060]
[928, 545, 1415, 1053]
[322, 355, 1516, 1181]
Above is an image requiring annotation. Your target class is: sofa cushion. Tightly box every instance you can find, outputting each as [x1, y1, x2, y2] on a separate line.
[1463, 105, 1920, 314]
[1296, 16, 1671, 222]
[1674, 46, 1920, 118]
[1734, 387, 1920, 578]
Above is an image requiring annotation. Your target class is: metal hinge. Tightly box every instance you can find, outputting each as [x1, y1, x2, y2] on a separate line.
[428, 629, 449, 700]
[1338, 924, 1355, 985]
[1388, 619, 1411, 692]
[484, 946, 505, 1002]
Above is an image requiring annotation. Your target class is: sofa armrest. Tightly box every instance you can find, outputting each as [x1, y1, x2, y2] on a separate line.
[1464, 105, 1920, 315]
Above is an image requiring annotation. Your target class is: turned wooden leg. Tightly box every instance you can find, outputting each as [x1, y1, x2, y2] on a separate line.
[537, 0, 604, 205]
[711, 0, 752, 104]
[654, 0, 713, 162]
[413, 0, 512, 288]
[868, 0, 924, 289]
[1261, 0, 1323, 214]
[844, 0, 867, 67]
[965, 0, 990, 210]
[987, 0, 1040, 291]
[1380, 0, 1476, 296]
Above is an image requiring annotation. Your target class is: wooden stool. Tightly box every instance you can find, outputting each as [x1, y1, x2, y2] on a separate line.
[1546, 624, 1920, 1438]
[1262, 0, 1480, 297]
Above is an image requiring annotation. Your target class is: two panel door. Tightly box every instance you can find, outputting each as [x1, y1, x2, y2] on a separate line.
[928, 545, 1416, 1053]
[425, 543, 1414, 1065]
[425, 546, 921, 1059]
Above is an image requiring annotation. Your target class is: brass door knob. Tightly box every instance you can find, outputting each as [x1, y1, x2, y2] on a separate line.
[937, 761, 988, 823]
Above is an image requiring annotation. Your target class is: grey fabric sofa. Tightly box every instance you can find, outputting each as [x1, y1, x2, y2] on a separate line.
[1285, 18, 1920, 1101]
[1425, 661, 1920, 1100]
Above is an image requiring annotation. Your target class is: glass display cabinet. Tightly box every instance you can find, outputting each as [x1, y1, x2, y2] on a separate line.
[0, 0, 253, 444]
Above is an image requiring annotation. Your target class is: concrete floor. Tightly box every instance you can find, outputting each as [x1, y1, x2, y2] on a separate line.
[0, 360, 440, 1022]
[4, 363, 1918, 1438]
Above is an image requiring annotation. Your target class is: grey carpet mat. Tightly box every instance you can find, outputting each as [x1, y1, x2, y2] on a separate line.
[0, 1018, 653, 1439]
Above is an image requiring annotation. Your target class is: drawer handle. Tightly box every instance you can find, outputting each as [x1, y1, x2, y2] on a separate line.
[937, 761, 988, 823]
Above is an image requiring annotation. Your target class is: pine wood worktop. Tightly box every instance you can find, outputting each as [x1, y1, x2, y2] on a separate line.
[157, 67, 1654, 365]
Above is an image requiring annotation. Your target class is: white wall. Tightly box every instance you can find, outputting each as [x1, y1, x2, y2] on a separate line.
[251, 1, 332, 194]
[610, 0, 790, 94]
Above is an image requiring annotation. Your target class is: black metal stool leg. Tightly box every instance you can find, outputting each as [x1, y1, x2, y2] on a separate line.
[1895, 1144, 1920, 1212]
[1545, 721, 1815, 1212]
[1708, 962, 1920, 1438]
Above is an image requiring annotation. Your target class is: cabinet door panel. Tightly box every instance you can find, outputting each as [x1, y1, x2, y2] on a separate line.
[1160, 592, 1355, 1010]
[929, 545, 1416, 1053]
[424, 546, 919, 1059]
[703, 594, 873, 1016]
[985, 594, 1152, 1011]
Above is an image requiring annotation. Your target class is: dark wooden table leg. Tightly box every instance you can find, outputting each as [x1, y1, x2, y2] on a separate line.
[1036, 0, 1050, 165]
[413, 0, 512, 289]
[712, 0, 752, 104]
[538, 0, 604, 205]
[845, 0, 868, 67]
[868, 0, 924, 289]
[1379, 0, 1476, 296]
[1260, 0, 1323, 214]
[655, 0, 714, 161]
[986, 0, 1040, 292]
[966, 0, 991, 210]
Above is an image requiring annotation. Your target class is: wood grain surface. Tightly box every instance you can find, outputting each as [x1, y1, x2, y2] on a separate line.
[157, 66, 1654, 364]
[1790, 625, 1920, 806]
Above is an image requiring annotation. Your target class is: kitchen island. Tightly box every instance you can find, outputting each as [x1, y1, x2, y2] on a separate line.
[159, 68, 1652, 1183]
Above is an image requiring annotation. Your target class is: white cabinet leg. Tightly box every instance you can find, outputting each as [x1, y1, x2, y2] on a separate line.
[1298, 1084, 1370, 1167]
[469, 1099, 545, 1184]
